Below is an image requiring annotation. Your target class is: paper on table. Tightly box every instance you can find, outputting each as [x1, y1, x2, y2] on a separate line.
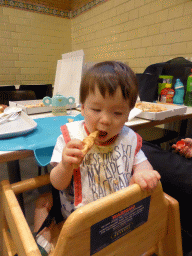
[53, 50, 84, 106]
[128, 108, 142, 121]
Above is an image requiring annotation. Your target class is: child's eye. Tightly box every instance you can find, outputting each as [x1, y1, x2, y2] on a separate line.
[114, 112, 123, 116]
[92, 108, 101, 112]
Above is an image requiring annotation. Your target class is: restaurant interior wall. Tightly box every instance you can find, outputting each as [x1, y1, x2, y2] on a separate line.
[0, 6, 71, 85]
[0, 0, 192, 85]
[71, 0, 192, 73]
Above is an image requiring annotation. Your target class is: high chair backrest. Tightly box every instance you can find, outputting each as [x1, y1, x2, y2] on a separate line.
[0, 175, 183, 256]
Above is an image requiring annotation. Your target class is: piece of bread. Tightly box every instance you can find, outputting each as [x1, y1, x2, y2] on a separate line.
[73, 130, 99, 169]
[81, 131, 99, 155]
[68, 118, 74, 123]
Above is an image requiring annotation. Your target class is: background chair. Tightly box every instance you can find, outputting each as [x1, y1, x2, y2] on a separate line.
[19, 84, 52, 176]
[19, 84, 52, 99]
[137, 127, 179, 147]
[0, 86, 16, 91]
[136, 73, 159, 102]
[0, 175, 183, 256]
[136, 73, 180, 147]
[0, 90, 36, 105]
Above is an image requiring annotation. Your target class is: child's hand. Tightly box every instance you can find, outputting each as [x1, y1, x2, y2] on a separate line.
[61, 139, 84, 170]
[129, 169, 161, 191]
[172, 138, 192, 158]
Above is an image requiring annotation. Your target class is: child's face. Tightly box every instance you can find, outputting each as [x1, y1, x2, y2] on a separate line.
[81, 86, 131, 144]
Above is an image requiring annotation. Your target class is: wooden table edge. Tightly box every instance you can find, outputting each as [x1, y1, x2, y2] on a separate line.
[0, 150, 34, 163]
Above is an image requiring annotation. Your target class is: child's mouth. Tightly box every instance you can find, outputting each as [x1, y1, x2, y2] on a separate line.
[99, 130, 108, 139]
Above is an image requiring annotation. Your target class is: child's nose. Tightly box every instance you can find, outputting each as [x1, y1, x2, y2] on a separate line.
[100, 112, 111, 125]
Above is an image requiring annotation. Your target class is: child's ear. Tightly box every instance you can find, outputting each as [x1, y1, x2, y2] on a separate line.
[81, 104, 85, 116]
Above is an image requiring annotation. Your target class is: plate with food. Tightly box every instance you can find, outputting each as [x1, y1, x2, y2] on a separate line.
[9, 99, 52, 115]
[133, 102, 187, 120]
[0, 111, 37, 139]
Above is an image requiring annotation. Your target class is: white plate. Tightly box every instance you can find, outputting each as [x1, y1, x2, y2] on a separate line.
[0, 111, 37, 139]
[4, 106, 23, 114]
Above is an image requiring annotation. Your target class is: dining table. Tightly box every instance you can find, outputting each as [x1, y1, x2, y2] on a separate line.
[1, 106, 192, 212]
[1, 106, 192, 174]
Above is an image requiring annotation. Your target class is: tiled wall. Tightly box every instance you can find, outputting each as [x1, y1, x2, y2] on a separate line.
[0, 7, 71, 85]
[1, 0, 192, 85]
[71, 0, 192, 73]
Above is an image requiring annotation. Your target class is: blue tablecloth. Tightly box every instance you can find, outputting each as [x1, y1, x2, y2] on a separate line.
[0, 114, 84, 166]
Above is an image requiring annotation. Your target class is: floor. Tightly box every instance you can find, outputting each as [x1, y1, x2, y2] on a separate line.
[0, 156, 52, 230]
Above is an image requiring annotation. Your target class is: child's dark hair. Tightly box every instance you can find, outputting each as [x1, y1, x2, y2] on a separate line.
[80, 61, 138, 109]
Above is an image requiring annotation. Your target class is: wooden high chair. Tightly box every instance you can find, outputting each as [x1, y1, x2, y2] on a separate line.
[0, 174, 183, 256]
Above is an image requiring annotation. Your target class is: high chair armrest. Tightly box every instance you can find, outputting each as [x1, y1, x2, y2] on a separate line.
[11, 173, 50, 195]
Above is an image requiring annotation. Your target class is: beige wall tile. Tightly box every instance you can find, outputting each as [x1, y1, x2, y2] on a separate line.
[184, 1, 192, 15]
[153, 33, 167, 46]
[149, 1, 163, 14]
[168, 4, 184, 19]
[174, 15, 192, 30]
[148, 24, 160, 36]
[158, 45, 171, 56]
[141, 36, 153, 47]
[0, 6, 71, 85]
[129, 9, 139, 21]
[186, 41, 192, 54]
[139, 4, 150, 17]
[71, 0, 191, 72]
[160, 20, 175, 33]
[0, 61, 15, 68]
[135, 0, 144, 9]
[171, 42, 187, 55]
[1, 46, 13, 53]
[0, 0, 192, 84]
[0, 52, 19, 61]
[135, 48, 146, 58]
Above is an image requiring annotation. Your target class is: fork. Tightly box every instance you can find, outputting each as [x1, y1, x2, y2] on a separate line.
[0, 112, 20, 124]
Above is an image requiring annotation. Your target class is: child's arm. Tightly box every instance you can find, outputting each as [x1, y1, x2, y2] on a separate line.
[130, 160, 161, 191]
[50, 139, 84, 191]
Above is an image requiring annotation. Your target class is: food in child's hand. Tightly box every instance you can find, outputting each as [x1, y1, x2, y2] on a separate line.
[81, 131, 99, 155]
[73, 131, 99, 169]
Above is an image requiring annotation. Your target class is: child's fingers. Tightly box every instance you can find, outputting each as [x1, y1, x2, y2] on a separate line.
[130, 171, 160, 191]
[153, 170, 161, 180]
[143, 174, 160, 191]
[129, 176, 148, 190]
[64, 154, 80, 163]
[67, 139, 84, 150]
[183, 147, 192, 158]
[183, 138, 192, 146]
[65, 147, 84, 158]
[62, 140, 85, 168]
[63, 151, 84, 166]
